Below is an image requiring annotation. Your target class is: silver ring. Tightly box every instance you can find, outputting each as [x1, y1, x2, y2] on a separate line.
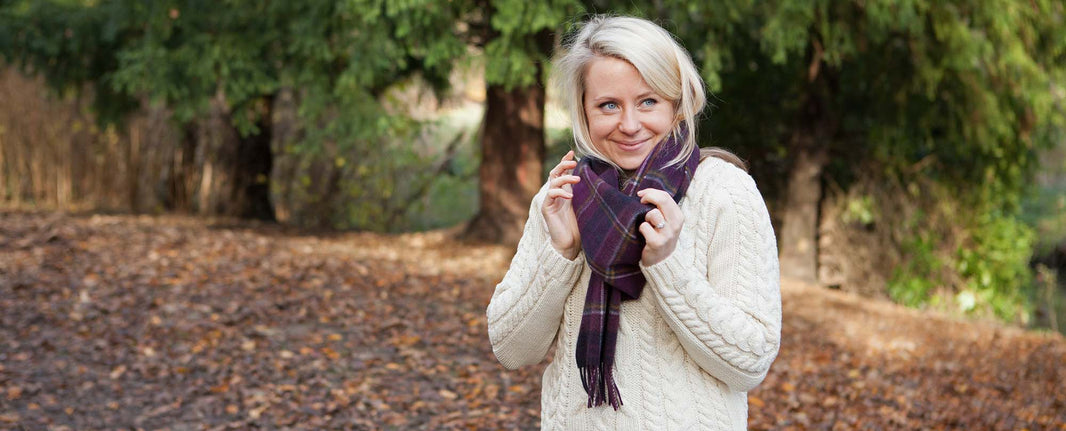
[655, 221, 666, 229]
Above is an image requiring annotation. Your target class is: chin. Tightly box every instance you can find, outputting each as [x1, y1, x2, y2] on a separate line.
[613, 152, 652, 170]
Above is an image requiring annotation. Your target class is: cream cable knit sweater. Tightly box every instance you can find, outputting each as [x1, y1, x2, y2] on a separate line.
[486, 157, 781, 430]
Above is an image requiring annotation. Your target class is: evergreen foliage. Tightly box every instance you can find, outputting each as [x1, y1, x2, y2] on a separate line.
[2, 0, 1064, 321]
[662, 0, 1063, 321]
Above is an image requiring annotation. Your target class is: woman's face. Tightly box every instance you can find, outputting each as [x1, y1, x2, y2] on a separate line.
[583, 56, 676, 170]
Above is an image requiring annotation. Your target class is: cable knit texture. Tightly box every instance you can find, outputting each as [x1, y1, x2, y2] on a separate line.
[487, 157, 781, 430]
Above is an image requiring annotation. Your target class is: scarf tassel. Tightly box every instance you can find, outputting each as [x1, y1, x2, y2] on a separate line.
[579, 364, 623, 410]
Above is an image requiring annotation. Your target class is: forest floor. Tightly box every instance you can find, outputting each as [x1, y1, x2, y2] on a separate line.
[1, 210, 1064, 430]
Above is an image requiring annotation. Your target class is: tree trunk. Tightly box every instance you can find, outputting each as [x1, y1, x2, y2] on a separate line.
[198, 94, 276, 221]
[232, 111, 275, 221]
[463, 81, 547, 245]
[778, 141, 827, 283]
[778, 50, 836, 283]
[166, 124, 198, 212]
[462, 25, 552, 246]
[126, 123, 142, 211]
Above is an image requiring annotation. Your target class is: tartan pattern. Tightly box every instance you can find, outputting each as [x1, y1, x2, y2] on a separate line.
[571, 133, 700, 409]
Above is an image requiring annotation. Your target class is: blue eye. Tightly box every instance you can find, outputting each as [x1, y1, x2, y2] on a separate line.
[600, 102, 618, 110]
[641, 98, 657, 107]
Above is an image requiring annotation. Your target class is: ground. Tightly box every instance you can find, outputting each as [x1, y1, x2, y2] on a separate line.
[0, 210, 1063, 430]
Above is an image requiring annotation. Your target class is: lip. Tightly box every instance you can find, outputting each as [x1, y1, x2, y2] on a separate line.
[614, 137, 650, 151]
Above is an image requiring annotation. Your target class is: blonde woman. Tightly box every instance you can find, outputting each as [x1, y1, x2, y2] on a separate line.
[486, 15, 781, 430]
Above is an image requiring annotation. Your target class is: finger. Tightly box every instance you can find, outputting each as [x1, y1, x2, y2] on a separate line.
[645, 208, 665, 227]
[546, 188, 574, 201]
[557, 150, 576, 166]
[638, 221, 660, 243]
[550, 174, 580, 189]
[560, 151, 577, 174]
[637, 188, 671, 205]
[550, 160, 578, 178]
[639, 189, 683, 222]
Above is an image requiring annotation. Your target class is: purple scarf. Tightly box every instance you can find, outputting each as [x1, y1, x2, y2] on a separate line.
[571, 131, 700, 409]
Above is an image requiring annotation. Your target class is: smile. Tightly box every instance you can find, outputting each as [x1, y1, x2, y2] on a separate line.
[615, 138, 650, 151]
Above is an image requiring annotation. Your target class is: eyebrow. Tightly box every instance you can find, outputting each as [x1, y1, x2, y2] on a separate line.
[587, 91, 659, 104]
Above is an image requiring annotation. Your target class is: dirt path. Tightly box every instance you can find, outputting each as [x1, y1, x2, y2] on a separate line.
[1, 211, 1063, 429]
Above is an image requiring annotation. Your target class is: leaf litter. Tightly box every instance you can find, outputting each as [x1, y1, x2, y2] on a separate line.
[0, 211, 1063, 430]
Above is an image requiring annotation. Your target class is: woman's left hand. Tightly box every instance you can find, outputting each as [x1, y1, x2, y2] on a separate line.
[637, 188, 684, 266]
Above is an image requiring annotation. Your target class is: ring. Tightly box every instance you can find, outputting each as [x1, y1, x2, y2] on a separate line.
[655, 221, 666, 229]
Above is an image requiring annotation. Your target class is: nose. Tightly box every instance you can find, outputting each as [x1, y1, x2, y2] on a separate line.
[618, 108, 641, 135]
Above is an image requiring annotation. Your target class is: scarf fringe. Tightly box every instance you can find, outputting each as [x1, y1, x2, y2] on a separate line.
[579, 364, 623, 410]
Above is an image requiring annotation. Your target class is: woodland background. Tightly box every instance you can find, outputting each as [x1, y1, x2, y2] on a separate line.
[1, 0, 1065, 429]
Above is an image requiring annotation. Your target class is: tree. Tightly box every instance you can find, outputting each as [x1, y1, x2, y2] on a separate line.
[617, 1, 1066, 288]
[1, 0, 471, 221]
[1, 0, 585, 236]
[1, 0, 277, 219]
[461, 0, 580, 245]
[6, 0, 1062, 312]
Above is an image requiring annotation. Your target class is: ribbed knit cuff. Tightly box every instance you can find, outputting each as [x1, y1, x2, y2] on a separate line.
[639, 245, 695, 289]
[537, 239, 585, 287]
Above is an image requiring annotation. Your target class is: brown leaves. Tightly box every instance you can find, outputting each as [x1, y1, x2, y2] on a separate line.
[747, 282, 1066, 430]
[0, 211, 537, 429]
[5, 387, 21, 401]
[0, 210, 1062, 430]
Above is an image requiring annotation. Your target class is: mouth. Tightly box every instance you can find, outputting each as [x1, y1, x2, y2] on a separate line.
[615, 138, 650, 151]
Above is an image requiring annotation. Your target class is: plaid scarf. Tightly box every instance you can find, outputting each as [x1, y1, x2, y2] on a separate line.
[571, 132, 700, 409]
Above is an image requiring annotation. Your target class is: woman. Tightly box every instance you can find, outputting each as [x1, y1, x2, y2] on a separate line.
[486, 15, 780, 430]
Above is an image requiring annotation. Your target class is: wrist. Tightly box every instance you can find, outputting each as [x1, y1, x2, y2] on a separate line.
[551, 240, 580, 261]
[641, 242, 677, 267]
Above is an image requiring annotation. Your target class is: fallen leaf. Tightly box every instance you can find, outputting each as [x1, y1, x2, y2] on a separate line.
[110, 365, 127, 379]
[6, 387, 22, 400]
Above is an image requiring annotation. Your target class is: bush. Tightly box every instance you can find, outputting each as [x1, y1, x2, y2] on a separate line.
[887, 229, 942, 308]
[955, 212, 1035, 323]
[886, 183, 1036, 324]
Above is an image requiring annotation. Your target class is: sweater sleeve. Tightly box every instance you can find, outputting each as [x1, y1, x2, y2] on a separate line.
[640, 162, 781, 392]
[486, 184, 586, 370]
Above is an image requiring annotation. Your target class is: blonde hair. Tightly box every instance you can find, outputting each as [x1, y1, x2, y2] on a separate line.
[554, 15, 746, 171]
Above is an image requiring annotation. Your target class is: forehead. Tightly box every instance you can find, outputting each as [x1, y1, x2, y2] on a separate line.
[583, 56, 654, 96]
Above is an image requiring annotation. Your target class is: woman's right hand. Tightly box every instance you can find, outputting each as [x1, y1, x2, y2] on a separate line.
[542, 151, 581, 260]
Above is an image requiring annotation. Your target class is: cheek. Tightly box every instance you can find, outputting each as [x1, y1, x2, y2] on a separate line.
[585, 115, 613, 140]
[651, 110, 676, 133]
